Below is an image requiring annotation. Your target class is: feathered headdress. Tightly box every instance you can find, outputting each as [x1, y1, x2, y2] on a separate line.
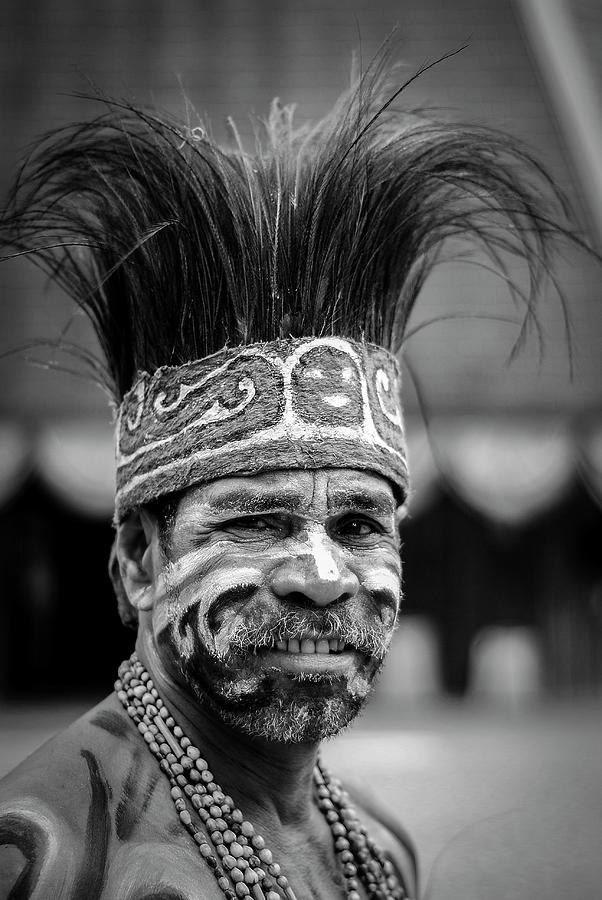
[1, 47, 576, 522]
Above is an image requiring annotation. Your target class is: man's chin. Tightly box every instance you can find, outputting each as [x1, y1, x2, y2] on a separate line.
[211, 694, 368, 743]
[182, 667, 375, 742]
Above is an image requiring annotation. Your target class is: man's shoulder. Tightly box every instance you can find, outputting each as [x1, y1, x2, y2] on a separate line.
[0, 693, 135, 807]
[0, 694, 137, 899]
[345, 777, 419, 899]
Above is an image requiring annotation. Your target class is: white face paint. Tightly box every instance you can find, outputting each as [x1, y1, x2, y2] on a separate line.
[305, 525, 340, 582]
[157, 556, 266, 659]
[361, 569, 403, 629]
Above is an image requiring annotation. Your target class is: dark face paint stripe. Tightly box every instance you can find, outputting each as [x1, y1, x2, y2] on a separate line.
[206, 583, 259, 632]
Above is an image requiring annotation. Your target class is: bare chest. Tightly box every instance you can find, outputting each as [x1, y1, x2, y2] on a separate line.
[99, 832, 364, 900]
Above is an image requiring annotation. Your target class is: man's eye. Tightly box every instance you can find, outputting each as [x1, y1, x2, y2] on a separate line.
[337, 516, 383, 538]
[224, 516, 280, 534]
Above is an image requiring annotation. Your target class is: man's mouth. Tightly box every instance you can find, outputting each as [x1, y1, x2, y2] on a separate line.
[257, 636, 347, 655]
[240, 634, 363, 675]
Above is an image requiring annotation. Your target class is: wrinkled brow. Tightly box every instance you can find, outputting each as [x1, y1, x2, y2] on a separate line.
[328, 490, 396, 516]
[206, 488, 304, 513]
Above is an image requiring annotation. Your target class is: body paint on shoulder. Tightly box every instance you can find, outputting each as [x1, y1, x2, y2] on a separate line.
[71, 750, 112, 899]
[115, 746, 160, 842]
[90, 709, 130, 739]
[0, 796, 78, 897]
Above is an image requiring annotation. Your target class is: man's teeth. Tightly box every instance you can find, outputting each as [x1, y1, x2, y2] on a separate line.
[268, 637, 346, 654]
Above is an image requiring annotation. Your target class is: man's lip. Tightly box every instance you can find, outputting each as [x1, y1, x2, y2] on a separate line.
[259, 648, 362, 674]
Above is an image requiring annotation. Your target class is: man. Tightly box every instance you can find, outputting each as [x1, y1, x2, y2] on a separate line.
[0, 50, 572, 898]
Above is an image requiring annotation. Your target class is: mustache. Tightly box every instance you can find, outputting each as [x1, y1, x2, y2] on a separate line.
[205, 581, 399, 633]
[227, 608, 393, 660]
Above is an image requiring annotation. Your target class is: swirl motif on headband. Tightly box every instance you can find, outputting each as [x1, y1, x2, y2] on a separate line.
[114, 337, 408, 519]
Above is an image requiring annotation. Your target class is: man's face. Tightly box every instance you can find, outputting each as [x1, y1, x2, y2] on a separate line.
[144, 468, 402, 742]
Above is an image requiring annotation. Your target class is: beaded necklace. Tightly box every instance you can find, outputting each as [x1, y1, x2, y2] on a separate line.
[115, 653, 409, 900]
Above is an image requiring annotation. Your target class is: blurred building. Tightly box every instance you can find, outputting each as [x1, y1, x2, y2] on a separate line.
[0, 0, 600, 699]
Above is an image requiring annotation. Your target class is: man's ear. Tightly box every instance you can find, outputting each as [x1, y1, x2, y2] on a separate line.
[395, 501, 410, 529]
[115, 509, 158, 612]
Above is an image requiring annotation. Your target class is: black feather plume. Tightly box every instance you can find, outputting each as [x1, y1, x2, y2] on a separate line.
[0, 48, 580, 402]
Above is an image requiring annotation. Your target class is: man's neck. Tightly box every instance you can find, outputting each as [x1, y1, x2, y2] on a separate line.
[135, 634, 321, 832]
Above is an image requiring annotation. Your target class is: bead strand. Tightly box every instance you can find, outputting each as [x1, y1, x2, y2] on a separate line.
[317, 761, 408, 900]
[318, 765, 384, 898]
[319, 764, 387, 898]
[314, 766, 362, 899]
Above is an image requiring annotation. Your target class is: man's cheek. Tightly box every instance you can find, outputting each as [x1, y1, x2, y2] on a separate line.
[153, 599, 205, 665]
[154, 551, 265, 654]
[156, 592, 229, 662]
[207, 592, 288, 660]
[360, 558, 402, 625]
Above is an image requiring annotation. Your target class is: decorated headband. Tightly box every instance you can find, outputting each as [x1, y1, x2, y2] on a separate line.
[115, 337, 408, 520]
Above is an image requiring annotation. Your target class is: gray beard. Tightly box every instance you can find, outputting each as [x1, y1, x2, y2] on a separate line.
[196, 688, 369, 743]
[178, 654, 384, 743]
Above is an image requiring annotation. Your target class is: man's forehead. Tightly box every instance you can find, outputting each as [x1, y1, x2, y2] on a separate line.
[183, 468, 397, 512]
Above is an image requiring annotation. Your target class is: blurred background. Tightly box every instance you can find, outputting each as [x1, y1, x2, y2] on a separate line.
[0, 0, 601, 896]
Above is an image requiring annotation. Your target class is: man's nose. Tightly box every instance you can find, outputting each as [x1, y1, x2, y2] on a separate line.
[270, 530, 360, 606]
